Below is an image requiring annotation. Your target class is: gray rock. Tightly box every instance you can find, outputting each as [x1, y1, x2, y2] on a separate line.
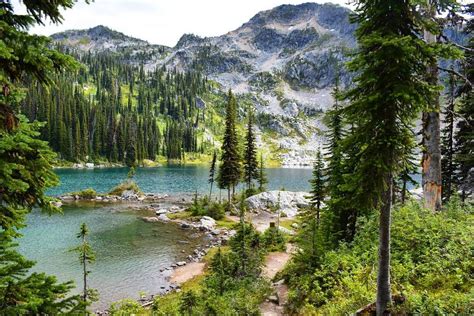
[245, 191, 309, 217]
[155, 208, 168, 215]
[200, 216, 216, 230]
[176, 261, 187, 266]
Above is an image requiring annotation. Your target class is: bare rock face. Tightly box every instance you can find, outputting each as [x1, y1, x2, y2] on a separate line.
[245, 191, 309, 217]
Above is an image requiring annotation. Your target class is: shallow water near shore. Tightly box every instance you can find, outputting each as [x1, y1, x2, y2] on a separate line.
[20, 165, 418, 310]
[19, 204, 206, 310]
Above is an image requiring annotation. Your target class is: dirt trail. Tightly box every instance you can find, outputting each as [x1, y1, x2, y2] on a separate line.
[260, 244, 294, 316]
[170, 262, 205, 284]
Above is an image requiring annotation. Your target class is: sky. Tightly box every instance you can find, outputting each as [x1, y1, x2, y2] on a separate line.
[12, 0, 353, 47]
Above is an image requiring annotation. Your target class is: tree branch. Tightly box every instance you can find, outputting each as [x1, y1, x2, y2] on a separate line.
[437, 66, 473, 88]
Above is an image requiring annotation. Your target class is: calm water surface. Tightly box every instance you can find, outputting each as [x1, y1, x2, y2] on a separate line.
[48, 165, 313, 196]
[20, 166, 313, 309]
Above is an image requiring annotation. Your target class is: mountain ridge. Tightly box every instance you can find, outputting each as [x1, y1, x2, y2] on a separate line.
[50, 2, 356, 166]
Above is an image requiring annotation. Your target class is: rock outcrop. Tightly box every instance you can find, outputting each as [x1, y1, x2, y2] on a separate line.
[245, 191, 309, 217]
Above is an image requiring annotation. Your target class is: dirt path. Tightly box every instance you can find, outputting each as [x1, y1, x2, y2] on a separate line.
[170, 262, 205, 284]
[260, 244, 294, 316]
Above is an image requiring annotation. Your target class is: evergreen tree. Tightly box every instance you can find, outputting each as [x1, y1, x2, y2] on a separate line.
[257, 154, 268, 192]
[300, 149, 325, 261]
[322, 73, 354, 244]
[308, 150, 325, 224]
[71, 223, 97, 306]
[209, 150, 217, 199]
[441, 70, 457, 202]
[454, 3, 473, 201]
[217, 90, 242, 203]
[342, 1, 435, 313]
[243, 107, 258, 192]
[0, 1, 87, 313]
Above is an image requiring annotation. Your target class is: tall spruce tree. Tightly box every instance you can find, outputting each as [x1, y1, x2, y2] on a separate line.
[342, 1, 435, 313]
[454, 3, 474, 201]
[0, 1, 87, 313]
[302, 149, 325, 260]
[209, 150, 217, 199]
[243, 107, 258, 192]
[217, 90, 242, 203]
[322, 72, 352, 244]
[441, 70, 457, 202]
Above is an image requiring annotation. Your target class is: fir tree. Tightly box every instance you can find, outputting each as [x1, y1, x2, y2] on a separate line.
[209, 150, 217, 199]
[308, 150, 325, 225]
[70, 223, 97, 306]
[301, 149, 325, 260]
[217, 90, 242, 203]
[441, 70, 457, 202]
[342, 1, 435, 312]
[454, 3, 473, 201]
[243, 107, 258, 192]
[0, 1, 87, 313]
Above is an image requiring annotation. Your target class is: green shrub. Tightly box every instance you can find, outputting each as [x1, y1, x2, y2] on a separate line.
[73, 188, 97, 199]
[108, 180, 141, 196]
[109, 299, 145, 315]
[207, 202, 225, 220]
[284, 200, 473, 314]
[262, 226, 286, 252]
[188, 195, 225, 220]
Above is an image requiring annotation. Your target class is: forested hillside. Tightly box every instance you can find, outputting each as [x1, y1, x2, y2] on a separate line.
[20, 50, 223, 164]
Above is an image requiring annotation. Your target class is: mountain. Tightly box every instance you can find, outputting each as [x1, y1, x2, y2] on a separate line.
[51, 3, 356, 166]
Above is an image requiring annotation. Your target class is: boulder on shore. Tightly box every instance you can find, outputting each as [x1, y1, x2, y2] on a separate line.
[245, 191, 309, 217]
[200, 216, 216, 230]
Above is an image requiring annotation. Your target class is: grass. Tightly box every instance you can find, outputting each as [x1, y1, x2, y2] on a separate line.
[167, 211, 194, 220]
[215, 216, 237, 229]
[150, 246, 231, 313]
[279, 218, 298, 231]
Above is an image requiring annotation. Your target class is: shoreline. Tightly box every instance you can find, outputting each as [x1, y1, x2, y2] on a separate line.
[58, 193, 232, 315]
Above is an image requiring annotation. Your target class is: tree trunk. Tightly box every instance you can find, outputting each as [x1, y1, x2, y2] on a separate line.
[422, 0, 442, 212]
[209, 182, 213, 200]
[376, 174, 392, 315]
[82, 239, 87, 302]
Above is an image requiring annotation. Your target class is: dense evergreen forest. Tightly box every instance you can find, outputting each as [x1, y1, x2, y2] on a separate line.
[1, 1, 472, 315]
[20, 50, 212, 164]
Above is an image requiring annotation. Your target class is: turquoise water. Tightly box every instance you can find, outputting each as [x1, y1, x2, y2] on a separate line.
[49, 166, 314, 196]
[19, 204, 205, 310]
[20, 166, 314, 309]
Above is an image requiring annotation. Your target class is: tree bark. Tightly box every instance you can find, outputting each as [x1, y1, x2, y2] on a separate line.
[422, 0, 442, 211]
[376, 174, 392, 315]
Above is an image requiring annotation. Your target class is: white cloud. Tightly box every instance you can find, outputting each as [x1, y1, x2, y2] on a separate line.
[12, 0, 354, 47]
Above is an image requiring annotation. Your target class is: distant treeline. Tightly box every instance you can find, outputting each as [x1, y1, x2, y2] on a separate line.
[20, 50, 210, 164]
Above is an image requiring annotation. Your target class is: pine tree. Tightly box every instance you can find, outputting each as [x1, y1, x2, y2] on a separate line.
[302, 149, 325, 259]
[441, 70, 457, 202]
[243, 107, 258, 192]
[217, 90, 242, 204]
[0, 1, 87, 313]
[342, 1, 435, 313]
[70, 223, 97, 306]
[308, 150, 325, 224]
[454, 3, 473, 201]
[257, 154, 268, 192]
[209, 150, 217, 199]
